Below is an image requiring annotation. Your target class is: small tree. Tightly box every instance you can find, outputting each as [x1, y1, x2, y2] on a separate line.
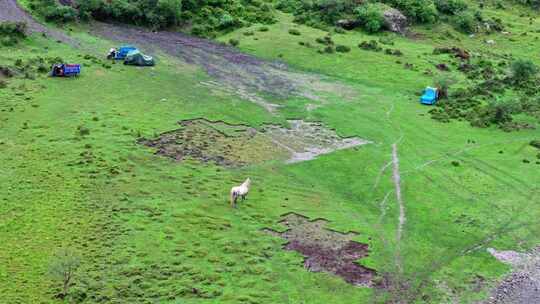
[355, 3, 385, 33]
[434, 74, 456, 99]
[510, 59, 538, 84]
[47, 249, 81, 298]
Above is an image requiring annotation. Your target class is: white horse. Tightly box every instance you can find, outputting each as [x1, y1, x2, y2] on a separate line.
[230, 178, 251, 208]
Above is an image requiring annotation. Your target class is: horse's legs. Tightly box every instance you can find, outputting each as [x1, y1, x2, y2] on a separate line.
[241, 194, 246, 201]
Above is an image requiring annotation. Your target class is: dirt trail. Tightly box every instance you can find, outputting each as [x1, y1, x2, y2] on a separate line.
[392, 143, 405, 243]
[0, 0, 77, 45]
[91, 22, 354, 113]
[486, 247, 540, 304]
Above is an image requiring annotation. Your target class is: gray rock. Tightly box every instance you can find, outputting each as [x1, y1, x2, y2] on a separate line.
[383, 8, 408, 34]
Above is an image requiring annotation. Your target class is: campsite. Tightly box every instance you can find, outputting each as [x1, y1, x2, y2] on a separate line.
[0, 0, 539, 303]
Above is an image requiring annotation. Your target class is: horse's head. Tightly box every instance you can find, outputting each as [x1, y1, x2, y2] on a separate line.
[244, 178, 251, 187]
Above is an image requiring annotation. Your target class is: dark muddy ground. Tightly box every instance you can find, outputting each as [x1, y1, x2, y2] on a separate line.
[264, 213, 376, 286]
[0, 0, 76, 45]
[139, 119, 370, 166]
[91, 22, 354, 113]
[485, 247, 540, 304]
[138, 119, 288, 167]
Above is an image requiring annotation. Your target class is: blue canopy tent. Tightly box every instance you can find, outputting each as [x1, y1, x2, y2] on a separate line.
[420, 87, 438, 105]
[108, 46, 138, 60]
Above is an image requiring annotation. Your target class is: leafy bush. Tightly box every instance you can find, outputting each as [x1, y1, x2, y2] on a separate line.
[277, 0, 361, 28]
[335, 45, 351, 52]
[435, 0, 467, 15]
[359, 40, 382, 52]
[0, 22, 27, 46]
[316, 35, 334, 45]
[434, 74, 456, 99]
[384, 0, 438, 23]
[324, 45, 335, 53]
[229, 38, 240, 47]
[355, 3, 385, 33]
[0, 22, 27, 38]
[453, 11, 477, 33]
[530, 140, 540, 149]
[30, 0, 275, 35]
[258, 26, 269, 32]
[510, 59, 538, 84]
[43, 5, 78, 23]
[288, 28, 301, 35]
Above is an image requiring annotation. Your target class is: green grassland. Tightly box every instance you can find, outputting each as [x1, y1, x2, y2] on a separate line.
[1, 3, 540, 304]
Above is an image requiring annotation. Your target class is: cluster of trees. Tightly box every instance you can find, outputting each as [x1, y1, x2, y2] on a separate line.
[28, 0, 275, 37]
[274, 0, 505, 34]
[28, 0, 509, 36]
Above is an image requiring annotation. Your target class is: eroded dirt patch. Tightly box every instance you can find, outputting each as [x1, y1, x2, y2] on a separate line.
[0, 0, 77, 45]
[263, 213, 376, 286]
[91, 22, 355, 113]
[138, 119, 288, 167]
[138, 119, 370, 166]
[485, 247, 540, 304]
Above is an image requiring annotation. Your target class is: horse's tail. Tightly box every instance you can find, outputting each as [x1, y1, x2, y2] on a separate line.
[230, 189, 236, 208]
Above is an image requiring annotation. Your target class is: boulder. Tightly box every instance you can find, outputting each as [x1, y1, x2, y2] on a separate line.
[383, 8, 407, 34]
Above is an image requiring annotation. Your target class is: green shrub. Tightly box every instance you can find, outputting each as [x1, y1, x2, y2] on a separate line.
[435, 0, 468, 15]
[530, 140, 540, 149]
[229, 38, 240, 47]
[335, 45, 351, 53]
[0, 79, 7, 89]
[37, 65, 49, 74]
[385, 0, 438, 23]
[324, 45, 335, 54]
[288, 28, 301, 35]
[0, 22, 27, 38]
[358, 40, 382, 52]
[510, 59, 538, 84]
[43, 6, 77, 23]
[355, 3, 385, 33]
[77, 126, 90, 136]
[316, 35, 334, 45]
[453, 11, 477, 34]
[434, 74, 456, 99]
[0, 22, 27, 46]
[258, 26, 269, 32]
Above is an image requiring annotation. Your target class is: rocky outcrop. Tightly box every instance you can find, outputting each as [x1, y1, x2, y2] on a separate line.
[383, 8, 407, 34]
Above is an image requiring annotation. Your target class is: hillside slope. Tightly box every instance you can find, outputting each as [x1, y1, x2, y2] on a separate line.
[1, 1, 539, 303]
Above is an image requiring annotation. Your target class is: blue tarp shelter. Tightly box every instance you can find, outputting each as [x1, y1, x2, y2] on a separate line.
[50, 64, 81, 77]
[113, 46, 138, 60]
[420, 87, 438, 105]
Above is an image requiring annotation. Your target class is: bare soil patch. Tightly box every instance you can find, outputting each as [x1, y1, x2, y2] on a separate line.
[138, 119, 287, 167]
[138, 119, 370, 166]
[91, 22, 355, 113]
[485, 247, 540, 304]
[263, 212, 376, 286]
[0, 0, 77, 45]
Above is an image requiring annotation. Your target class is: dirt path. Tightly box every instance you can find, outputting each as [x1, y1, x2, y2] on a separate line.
[0, 0, 76, 45]
[392, 143, 405, 243]
[91, 22, 353, 113]
[486, 247, 540, 304]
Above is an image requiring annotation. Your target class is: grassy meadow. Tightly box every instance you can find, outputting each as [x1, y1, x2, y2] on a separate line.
[1, 2, 540, 304]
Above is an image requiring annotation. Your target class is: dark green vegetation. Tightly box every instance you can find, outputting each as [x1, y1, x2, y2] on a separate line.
[0, 21, 27, 46]
[2, 0, 540, 303]
[28, 0, 276, 36]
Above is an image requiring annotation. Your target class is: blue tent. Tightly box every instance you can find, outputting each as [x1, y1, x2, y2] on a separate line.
[110, 46, 138, 60]
[420, 87, 438, 105]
